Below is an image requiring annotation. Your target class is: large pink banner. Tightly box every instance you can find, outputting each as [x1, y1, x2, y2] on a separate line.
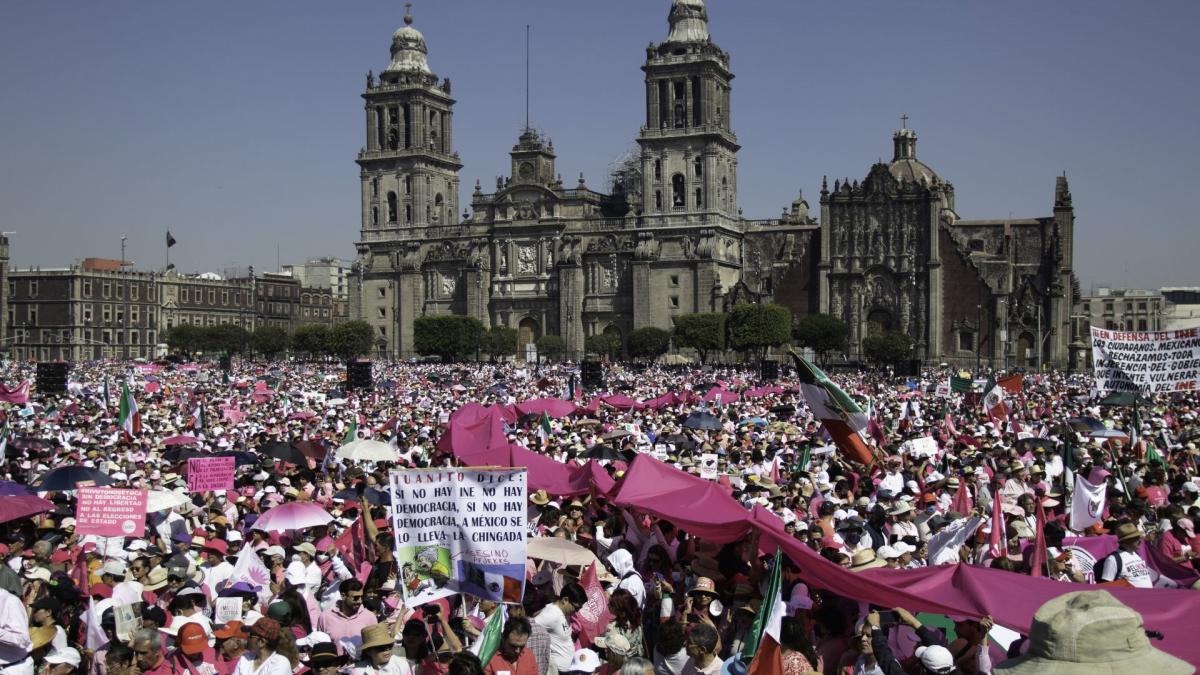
[75, 487, 147, 537]
[187, 456, 236, 492]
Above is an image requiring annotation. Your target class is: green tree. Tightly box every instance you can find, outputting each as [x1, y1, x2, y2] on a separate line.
[726, 303, 792, 358]
[672, 313, 726, 364]
[536, 334, 566, 362]
[329, 320, 376, 360]
[627, 327, 672, 362]
[861, 329, 914, 367]
[585, 333, 622, 360]
[292, 324, 332, 359]
[164, 325, 202, 356]
[251, 326, 291, 359]
[480, 326, 518, 361]
[413, 315, 484, 361]
[202, 324, 250, 355]
[793, 313, 849, 362]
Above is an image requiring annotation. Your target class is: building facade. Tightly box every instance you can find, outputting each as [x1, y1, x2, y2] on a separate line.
[1161, 288, 1200, 331]
[345, 1, 1077, 367]
[281, 257, 349, 299]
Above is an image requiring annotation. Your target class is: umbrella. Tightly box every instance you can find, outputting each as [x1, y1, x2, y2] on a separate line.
[162, 435, 201, 446]
[31, 466, 113, 492]
[213, 450, 258, 467]
[583, 445, 625, 461]
[261, 441, 310, 466]
[0, 495, 55, 525]
[294, 440, 329, 461]
[682, 412, 723, 430]
[527, 537, 604, 568]
[661, 434, 696, 450]
[1067, 417, 1106, 433]
[738, 417, 768, 428]
[0, 481, 33, 497]
[1090, 429, 1129, 440]
[1097, 392, 1153, 407]
[602, 429, 632, 441]
[146, 490, 191, 513]
[336, 439, 399, 463]
[252, 502, 334, 532]
[333, 488, 391, 506]
[162, 447, 203, 462]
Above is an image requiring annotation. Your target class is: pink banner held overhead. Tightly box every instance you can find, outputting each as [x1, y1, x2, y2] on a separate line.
[187, 456, 236, 492]
[75, 487, 147, 537]
[0, 382, 30, 404]
[515, 398, 577, 419]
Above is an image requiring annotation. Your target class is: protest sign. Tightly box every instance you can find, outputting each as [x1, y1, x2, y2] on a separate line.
[906, 437, 939, 459]
[1091, 326, 1200, 394]
[187, 456, 235, 492]
[387, 468, 527, 607]
[114, 603, 138, 642]
[699, 453, 719, 480]
[215, 597, 243, 624]
[75, 487, 147, 537]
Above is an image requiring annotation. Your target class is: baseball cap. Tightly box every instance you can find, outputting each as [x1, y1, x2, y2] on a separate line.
[915, 645, 954, 674]
[177, 622, 209, 656]
[44, 648, 82, 668]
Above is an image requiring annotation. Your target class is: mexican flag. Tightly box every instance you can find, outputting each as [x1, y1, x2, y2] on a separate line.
[981, 377, 1008, 425]
[471, 605, 505, 665]
[343, 419, 358, 445]
[741, 549, 784, 675]
[538, 412, 553, 449]
[189, 400, 205, 431]
[0, 422, 8, 461]
[791, 351, 873, 466]
[117, 382, 141, 439]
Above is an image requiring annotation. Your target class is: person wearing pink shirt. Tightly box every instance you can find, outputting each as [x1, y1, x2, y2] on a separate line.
[317, 580, 378, 657]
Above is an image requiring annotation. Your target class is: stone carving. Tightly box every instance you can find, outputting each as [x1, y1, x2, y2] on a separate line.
[514, 200, 539, 221]
[517, 245, 537, 274]
[602, 264, 617, 289]
[441, 274, 456, 297]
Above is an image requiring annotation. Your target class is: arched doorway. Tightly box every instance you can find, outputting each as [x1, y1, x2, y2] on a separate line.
[518, 318, 540, 361]
[866, 309, 893, 337]
[1017, 331, 1035, 367]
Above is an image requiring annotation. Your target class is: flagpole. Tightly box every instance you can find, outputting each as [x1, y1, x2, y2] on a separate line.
[166, 230, 170, 271]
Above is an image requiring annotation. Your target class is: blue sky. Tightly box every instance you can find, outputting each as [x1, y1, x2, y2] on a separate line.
[1, 1, 1197, 291]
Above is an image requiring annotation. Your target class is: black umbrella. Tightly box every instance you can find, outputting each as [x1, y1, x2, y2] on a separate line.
[333, 487, 392, 505]
[769, 404, 796, 417]
[583, 445, 625, 461]
[1066, 417, 1106, 433]
[260, 442, 309, 465]
[1097, 392, 1153, 407]
[213, 450, 261, 467]
[662, 434, 697, 450]
[162, 447, 203, 462]
[31, 466, 113, 492]
[682, 412, 723, 430]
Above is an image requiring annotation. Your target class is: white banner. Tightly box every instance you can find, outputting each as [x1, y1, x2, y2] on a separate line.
[1091, 326, 1200, 394]
[388, 468, 527, 607]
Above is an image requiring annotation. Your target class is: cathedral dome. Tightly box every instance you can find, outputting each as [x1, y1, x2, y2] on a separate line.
[665, 0, 710, 44]
[386, 5, 431, 75]
[888, 127, 939, 184]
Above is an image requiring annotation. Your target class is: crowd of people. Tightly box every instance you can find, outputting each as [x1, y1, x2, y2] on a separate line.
[0, 355, 1196, 675]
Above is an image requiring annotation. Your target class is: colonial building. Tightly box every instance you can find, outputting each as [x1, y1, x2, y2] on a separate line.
[351, 0, 1078, 368]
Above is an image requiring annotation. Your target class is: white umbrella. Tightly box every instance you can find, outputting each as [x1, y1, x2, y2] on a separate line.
[146, 489, 190, 513]
[336, 439, 400, 463]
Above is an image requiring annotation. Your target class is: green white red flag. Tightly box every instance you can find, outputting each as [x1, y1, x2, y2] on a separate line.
[117, 382, 141, 439]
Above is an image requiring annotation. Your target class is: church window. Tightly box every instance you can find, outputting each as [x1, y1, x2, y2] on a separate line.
[658, 81, 670, 128]
[404, 175, 412, 195]
[693, 157, 703, 177]
[655, 191, 663, 210]
[429, 110, 438, 149]
[1138, 319, 1147, 331]
[959, 331, 974, 352]
[434, 193, 444, 223]
[403, 104, 412, 148]
[372, 207, 378, 226]
[654, 160, 662, 181]
[405, 204, 413, 224]
[387, 106, 399, 150]
[673, 79, 686, 128]
[695, 188, 703, 208]
[377, 307, 386, 319]
[670, 296, 679, 309]
[387, 192, 397, 223]
[672, 174, 685, 207]
[691, 76, 702, 126]
[371, 177, 379, 197]
[670, 275, 679, 287]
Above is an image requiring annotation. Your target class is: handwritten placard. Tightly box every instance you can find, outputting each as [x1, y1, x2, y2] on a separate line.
[187, 456, 236, 492]
[75, 487, 147, 537]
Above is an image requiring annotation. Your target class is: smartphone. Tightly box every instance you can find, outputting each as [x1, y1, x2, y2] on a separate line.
[876, 610, 900, 627]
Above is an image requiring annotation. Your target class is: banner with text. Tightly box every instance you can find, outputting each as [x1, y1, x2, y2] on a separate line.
[187, 456, 236, 492]
[1091, 326, 1200, 394]
[387, 468, 527, 608]
[75, 487, 148, 538]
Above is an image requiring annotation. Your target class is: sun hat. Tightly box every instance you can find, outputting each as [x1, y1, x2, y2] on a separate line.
[1114, 523, 1142, 542]
[888, 502, 913, 516]
[360, 623, 393, 652]
[294, 542, 317, 557]
[30, 626, 56, 651]
[848, 549, 887, 572]
[567, 648, 600, 673]
[995, 590, 1191, 673]
[688, 577, 719, 597]
[307, 642, 348, 668]
[44, 648, 82, 668]
[593, 630, 632, 657]
[177, 622, 209, 656]
[915, 645, 954, 674]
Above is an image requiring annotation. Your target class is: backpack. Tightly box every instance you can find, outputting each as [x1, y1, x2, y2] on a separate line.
[1096, 550, 1124, 583]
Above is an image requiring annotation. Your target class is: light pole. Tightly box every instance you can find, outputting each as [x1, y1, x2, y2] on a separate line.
[975, 302, 982, 373]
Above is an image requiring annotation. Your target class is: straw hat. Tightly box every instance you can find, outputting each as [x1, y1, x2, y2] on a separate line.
[530, 490, 550, 506]
[687, 577, 719, 597]
[1114, 522, 1142, 542]
[995, 591, 1191, 674]
[848, 549, 887, 572]
[360, 624, 393, 652]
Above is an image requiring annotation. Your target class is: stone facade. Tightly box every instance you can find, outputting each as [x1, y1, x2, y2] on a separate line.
[352, 0, 1078, 368]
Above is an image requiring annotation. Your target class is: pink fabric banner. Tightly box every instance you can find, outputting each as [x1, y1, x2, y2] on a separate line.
[515, 398, 577, 419]
[0, 381, 30, 404]
[600, 394, 642, 410]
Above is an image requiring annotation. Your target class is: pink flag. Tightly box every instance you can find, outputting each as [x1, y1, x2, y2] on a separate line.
[989, 488, 1005, 560]
[0, 381, 30, 404]
[1029, 501, 1048, 577]
[573, 563, 613, 647]
[950, 477, 973, 515]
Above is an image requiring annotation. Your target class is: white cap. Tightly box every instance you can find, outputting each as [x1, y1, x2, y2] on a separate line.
[878, 546, 900, 560]
[915, 645, 954, 673]
[567, 649, 600, 674]
[226, 530, 243, 542]
[45, 648, 82, 668]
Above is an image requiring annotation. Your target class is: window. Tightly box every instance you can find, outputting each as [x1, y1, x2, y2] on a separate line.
[83, 305, 93, 323]
[130, 306, 139, 323]
[1138, 319, 1147, 331]
[116, 308, 124, 324]
[968, 239, 984, 252]
[30, 280, 39, 297]
[208, 290, 216, 304]
[102, 305, 111, 322]
[372, 207, 379, 226]
[671, 174, 685, 207]
[181, 289, 189, 303]
[670, 274, 679, 287]
[669, 296, 679, 309]
[82, 280, 92, 297]
[387, 192, 398, 222]
[222, 291, 229, 305]
[28, 306, 37, 325]
[654, 160, 662, 181]
[377, 287, 386, 298]
[131, 331, 139, 345]
[654, 191, 663, 210]
[694, 157, 703, 177]
[1138, 302, 1147, 310]
[131, 284, 138, 300]
[102, 330, 111, 344]
[377, 307, 386, 318]
[405, 175, 412, 195]
[695, 188, 703, 207]
[116, 284, 124, 299]
[959, 331, 974, 352]
[7, 307, 13, 327]
[371, 177, 379, 197]
[1104, 302, 1113, 313]
[405, 204, 413, 224]
[102, 282, 110, 298]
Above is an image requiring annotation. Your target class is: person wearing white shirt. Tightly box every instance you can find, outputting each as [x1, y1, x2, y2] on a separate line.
[232, 619, 293, 675]
[535, 584, 587, 671]
[0, 588, 31, 675]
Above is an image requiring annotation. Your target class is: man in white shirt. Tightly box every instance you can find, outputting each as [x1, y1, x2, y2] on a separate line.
[1097, 523, 1178, 588]
[287, 543, 323, 597]
[535, 583, 587, 672]
[0, 588, 31, 675]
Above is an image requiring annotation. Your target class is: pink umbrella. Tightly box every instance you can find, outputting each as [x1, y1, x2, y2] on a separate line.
[162, 435, 201, 446]
[0, 495, 55, 525]
[251, 501, 334, 532]
[286, 412, 318, 421]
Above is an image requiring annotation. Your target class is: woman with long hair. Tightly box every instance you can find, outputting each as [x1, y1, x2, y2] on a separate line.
[608, 589, 646, 658]
[779, 617, 821, 675]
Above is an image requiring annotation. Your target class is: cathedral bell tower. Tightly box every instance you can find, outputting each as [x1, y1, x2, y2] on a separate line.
[637, 0, 739, 222]
[357, 4, 462, 233]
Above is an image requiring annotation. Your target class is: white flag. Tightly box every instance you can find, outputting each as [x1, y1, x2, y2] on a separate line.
[230, 545, 274, 604]
[928, 516, 984, 565]
[1070, 474, 1106, 532]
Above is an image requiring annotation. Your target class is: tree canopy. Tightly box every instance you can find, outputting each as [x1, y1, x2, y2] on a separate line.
[727, 303, 792, 357]
[672, 313, 726, 364]
[413, 315, 483, 361]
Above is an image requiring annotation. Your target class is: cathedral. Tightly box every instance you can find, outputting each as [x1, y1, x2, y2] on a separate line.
[351, 0, 1080, 369]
